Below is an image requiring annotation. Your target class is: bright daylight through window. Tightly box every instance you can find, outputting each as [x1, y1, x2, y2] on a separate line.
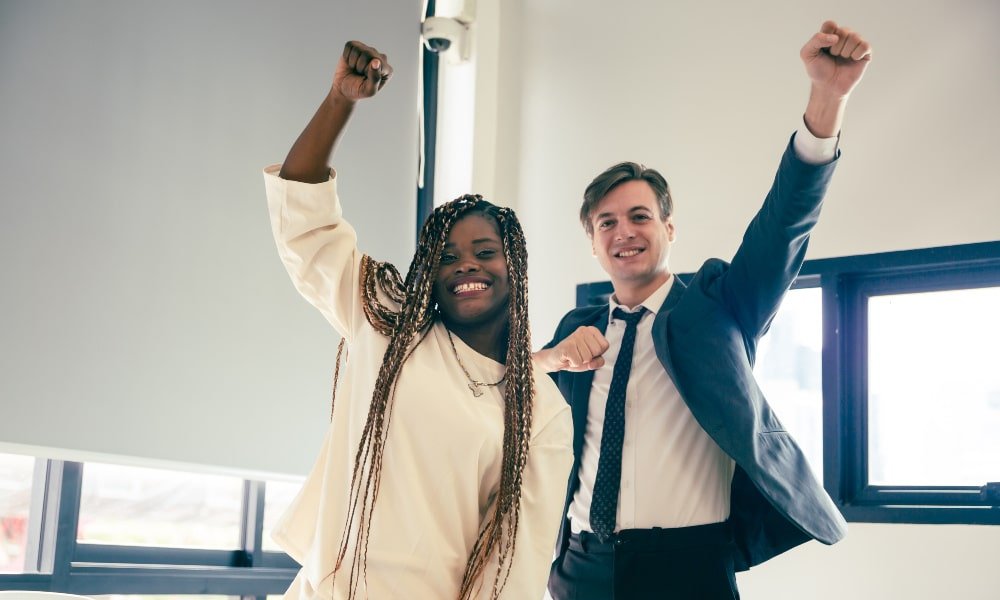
[78, 462, 244, 548]
[0, 452, 34, 573]
[867, 286, 1000, 487]
[262, 478, 304, 552]
[755, 287, 824, 481]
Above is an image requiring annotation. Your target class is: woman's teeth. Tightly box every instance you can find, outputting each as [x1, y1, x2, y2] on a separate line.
[453, 282, 489, 293]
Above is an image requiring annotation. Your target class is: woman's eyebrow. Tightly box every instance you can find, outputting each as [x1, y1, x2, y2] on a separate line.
[444, 237, 502, 248]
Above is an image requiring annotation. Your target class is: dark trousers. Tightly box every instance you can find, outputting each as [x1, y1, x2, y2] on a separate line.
[547, 522, 740, 600]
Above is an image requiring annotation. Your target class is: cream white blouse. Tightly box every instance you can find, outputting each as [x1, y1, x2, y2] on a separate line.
[264, 166, 573, 599]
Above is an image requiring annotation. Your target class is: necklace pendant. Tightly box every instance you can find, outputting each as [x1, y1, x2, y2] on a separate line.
[469, 383, 484, 397]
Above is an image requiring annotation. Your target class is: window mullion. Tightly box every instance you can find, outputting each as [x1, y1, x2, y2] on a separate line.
[23, 458, 57, 575]
[241, 480, 266, 567]
[49, 461, 83, 591]
[821, 274, 845, 502]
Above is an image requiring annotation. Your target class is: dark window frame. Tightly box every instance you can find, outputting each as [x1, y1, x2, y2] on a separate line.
[832, 247, 1000, 524]
[576, 240, 1000, 525]
[0, 459, 299, 597]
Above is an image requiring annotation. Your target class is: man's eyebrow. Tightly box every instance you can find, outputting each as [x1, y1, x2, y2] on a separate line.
[593, 206, 654, 221]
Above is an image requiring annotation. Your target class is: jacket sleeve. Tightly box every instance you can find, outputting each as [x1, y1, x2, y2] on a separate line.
[541, 310, 575, 350]
[264, 164, 366, 342]
[540, 311, 576, 385]
[720, 134, 838, 341]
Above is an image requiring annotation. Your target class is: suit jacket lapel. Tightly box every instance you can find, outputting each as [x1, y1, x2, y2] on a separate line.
[652, 276, 686, 381]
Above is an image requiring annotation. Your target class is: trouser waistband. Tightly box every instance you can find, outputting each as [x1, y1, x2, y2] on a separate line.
[569, 521, 732, 554]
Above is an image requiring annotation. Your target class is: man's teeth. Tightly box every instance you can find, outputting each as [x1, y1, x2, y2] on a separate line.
[454, 282, 489, 293]
[617, 249, 641, 257]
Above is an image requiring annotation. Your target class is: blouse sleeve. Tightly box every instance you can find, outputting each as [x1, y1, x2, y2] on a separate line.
[477, 404, 573, 599]
[264, 164, 364, 341]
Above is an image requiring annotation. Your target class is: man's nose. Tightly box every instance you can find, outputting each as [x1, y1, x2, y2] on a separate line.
[616, 222, 636, 240]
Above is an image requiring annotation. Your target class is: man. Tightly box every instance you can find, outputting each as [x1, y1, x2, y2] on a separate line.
[534, 20, 872, 599]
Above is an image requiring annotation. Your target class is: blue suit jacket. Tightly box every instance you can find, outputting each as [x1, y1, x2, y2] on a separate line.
[546, 137, 848, 571]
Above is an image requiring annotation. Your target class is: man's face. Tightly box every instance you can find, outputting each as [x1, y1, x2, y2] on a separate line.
[588, 180, 675, 292]
[433, 214, 510, 329]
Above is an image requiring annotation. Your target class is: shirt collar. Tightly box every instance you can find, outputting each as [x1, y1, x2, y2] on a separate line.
[608, 275, 674, 323]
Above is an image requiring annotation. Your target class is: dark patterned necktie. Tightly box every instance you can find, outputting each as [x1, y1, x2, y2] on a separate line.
[589, 306, 647, 541]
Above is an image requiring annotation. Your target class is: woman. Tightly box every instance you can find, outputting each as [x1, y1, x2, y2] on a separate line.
[263, 41, 573, 599]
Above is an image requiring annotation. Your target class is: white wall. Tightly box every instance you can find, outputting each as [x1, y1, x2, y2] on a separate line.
[475, 0, 1000, 337]
[0, 0, 421, 477]
[472, 0, 1000, 597]
[738, 524, 1000, 599]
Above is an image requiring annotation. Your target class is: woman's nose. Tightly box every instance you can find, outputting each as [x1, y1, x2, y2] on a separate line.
[455, 259, 481, 273]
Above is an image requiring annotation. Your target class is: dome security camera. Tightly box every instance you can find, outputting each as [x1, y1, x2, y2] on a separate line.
[421, 16, 472, 62]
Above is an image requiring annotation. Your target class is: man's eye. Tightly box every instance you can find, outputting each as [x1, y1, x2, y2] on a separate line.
[634, 214, 651, 221]
[598, 221, 613, 230]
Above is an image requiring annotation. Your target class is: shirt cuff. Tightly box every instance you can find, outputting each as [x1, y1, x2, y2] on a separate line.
[263, 163, 337, 181]
[793, 117, 839, 165]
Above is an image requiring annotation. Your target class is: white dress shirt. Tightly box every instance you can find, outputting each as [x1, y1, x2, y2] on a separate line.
[568, 124, 837, 534]
[568, 276, 736, 532]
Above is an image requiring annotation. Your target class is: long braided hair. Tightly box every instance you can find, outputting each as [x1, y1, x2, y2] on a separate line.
[330, 194, 534, 599]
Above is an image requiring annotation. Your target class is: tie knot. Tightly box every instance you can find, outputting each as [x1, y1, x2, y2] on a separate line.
[612, 306, 646, 327]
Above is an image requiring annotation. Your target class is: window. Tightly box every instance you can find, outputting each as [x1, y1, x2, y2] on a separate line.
[261, 479, 304, 553]
[754, 285, 824, 481]
[78, 462, 243, 549]
[0, 458, 299, 595]
[867, 287, 1000, 487]
[835, 249, 1000, 523]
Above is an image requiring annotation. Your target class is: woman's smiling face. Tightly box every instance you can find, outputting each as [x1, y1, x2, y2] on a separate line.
[433, 213, 510, 330]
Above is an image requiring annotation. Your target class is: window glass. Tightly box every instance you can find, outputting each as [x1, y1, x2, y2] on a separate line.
[867, 286, 1000, 486]
[0, 452, 36, 573]
[754, 287, 824, 481]
[262, 478, 304, 552]
[78, 462, 243, 548]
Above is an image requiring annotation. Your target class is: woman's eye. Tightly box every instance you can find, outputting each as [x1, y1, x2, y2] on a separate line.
[440, 254, 457, 264]
[477, 249, 497, 259]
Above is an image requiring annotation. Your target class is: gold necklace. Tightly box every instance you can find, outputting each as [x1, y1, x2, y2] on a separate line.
[446, 328, 507, 397]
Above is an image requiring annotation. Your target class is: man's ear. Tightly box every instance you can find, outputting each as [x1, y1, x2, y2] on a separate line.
[665, 215, 676, 242]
